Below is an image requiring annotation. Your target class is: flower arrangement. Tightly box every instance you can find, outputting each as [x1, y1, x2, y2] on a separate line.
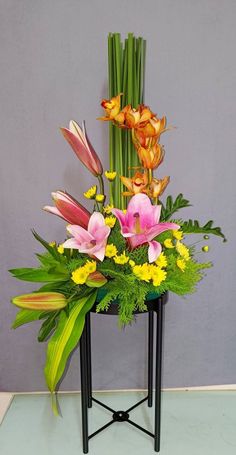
[10, 33, 225, 410]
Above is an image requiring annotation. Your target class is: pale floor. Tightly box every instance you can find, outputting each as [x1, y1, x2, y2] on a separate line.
[0, 391, 236, 455]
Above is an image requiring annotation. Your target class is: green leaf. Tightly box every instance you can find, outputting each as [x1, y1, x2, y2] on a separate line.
[160, 194, 191, 221]
[38, 313, 59, 342]
[11, 309, 46, 329]
[181, 219, 226, 242]
[32, 230, 62, 261]
[44, 292, 97, 392]
[9, 267, 69, 282]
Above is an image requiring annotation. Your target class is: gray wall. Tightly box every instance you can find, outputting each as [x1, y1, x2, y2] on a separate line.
[1, 0, 236, 392]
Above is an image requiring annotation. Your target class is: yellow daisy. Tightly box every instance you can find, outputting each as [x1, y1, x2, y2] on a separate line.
[105, 216, 116, 228]
[114, 251, 129, 265]
[57, 244, 64, 254]
[105, 244, 117, 258]
[84, 260, 97, 274]
[83, 185, 97, 199]
[96, 194, 105, 203]
[105, 171, 117, 181]
[176, 241, 190, 261]
[176, 258, 186, 272]
[155, 252, 168, 268]
[164, 238, 175, 249]
[103, 204, 114, 214]
[172, 229, 183, 240]
[71, 267, 89, 285]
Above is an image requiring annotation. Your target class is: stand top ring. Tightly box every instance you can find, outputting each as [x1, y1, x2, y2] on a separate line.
[90, 291, 168, 315]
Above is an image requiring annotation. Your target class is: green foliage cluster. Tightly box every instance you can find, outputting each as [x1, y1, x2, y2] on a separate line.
[9, 192, 225, 404]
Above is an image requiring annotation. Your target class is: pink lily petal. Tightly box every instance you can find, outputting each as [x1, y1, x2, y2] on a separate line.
[148, 241, 162, 263]
[44, 190, 90, 228]
[63, 238, 81, 249]
[94, 226, 110, 242]
[153, 205, 161, 224]
[127, 194, 156, 230]
[146, 222, 180, 241]
[88, 212, 106, 236]
[111, 208, 126, 227]
[128, 234, 148, 249]
[60, 121, 103, 176]
[43, 206, 62, 217]
[92, 246, 106, 261]
[66, 225, 94, 243]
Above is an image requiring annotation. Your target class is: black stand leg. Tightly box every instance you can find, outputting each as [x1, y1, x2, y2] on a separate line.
[154, 298, 164, 452]
[86, 313, 92, 408]
[80, 325, 89, 454]
[148, 310, 154, 407]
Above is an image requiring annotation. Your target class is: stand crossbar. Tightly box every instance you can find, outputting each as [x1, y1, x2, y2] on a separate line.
[79, 295, 165, 453]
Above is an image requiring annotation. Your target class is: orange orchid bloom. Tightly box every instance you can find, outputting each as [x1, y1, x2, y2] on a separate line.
[149, 176, 170, 198]
[98, 94, 122, 121]
[115, 104, 155, 129]
[137, 116, 167, 138]
[120, 171, 148, 196]
[137, 143, 165, 170]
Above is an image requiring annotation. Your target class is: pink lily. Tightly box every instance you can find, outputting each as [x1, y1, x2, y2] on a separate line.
[43, 190, 90, 229]
[112, 194, 180, 263]
[60, 120, 103, 176]
[63, 212, 110, 261]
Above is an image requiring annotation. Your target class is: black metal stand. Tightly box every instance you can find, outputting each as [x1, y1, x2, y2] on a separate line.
[79, 293, 166, 453]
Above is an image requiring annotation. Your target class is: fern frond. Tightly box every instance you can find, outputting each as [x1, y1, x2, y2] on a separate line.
[160, 194, 191, 221]
[181, 219, 226, 242]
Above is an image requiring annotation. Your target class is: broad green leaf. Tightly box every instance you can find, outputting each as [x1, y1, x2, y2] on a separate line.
[44, 292, 97, 392]
[9, 267, 69, 282]
[11, 309, 46, 329]
[160, 194, 191, 221]
[181, 219, 226, 242]
[38, 313, 59, 342]
[36, 281, 75, 296]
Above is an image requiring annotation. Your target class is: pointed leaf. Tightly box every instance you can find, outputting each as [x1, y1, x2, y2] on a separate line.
[32, 230, 62, 261]
[38, 313, 59, 342]
[44, 292, 97, 392]
[11, 309, 46, 329]
[9, 267, 69, 282]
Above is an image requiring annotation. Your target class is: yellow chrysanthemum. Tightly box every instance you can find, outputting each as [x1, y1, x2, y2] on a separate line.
[96, 194, 105, 203]
[113, 251, 129, 265]
[155, 252, 167, 268]
[103, 204, 114, 214]
[133, 264, 152, 282]
[129, 259, 135, 267]
[176, 258, 186, 272]
[83, 185, 97, 199]
[49, 241, 56, 247]
[84, 260, 97, 274]
[172, 229, 183, 240]
[71, 267, 89, 285]
[105, 244, 117, 258]
[164, 238, 174, 249]
[105, 216, 116, 228]
[105, 171, 117, 181]
[152, 267, 167, 287]
[176, 241, 190, 261]
[57, 244, 64, 254]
